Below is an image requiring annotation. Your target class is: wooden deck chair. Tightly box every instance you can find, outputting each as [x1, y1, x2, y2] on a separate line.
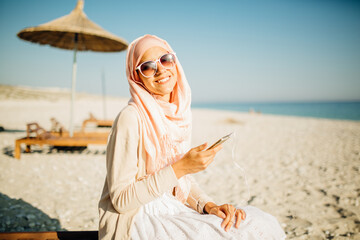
[49, 118, 109, 138]
[81, 113, 113, 132]
[14, 122, 108, 160]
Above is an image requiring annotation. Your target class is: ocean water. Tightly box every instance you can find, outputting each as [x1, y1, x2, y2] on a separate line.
[192, 101, 360, 121]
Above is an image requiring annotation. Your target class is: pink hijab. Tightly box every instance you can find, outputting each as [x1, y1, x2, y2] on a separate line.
[126, 34, 192, 203]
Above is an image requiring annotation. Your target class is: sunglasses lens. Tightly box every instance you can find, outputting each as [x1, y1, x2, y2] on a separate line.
[140, 61, 157, 77]
[160, 53, 175, 69]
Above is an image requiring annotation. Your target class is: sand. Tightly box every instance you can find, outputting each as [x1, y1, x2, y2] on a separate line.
[0, 85, 359, 239]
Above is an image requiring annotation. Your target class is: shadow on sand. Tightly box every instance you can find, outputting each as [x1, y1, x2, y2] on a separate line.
[2, 145, 105, 159]
[0, 193, 63, 232]
[0, 128, 26, 133]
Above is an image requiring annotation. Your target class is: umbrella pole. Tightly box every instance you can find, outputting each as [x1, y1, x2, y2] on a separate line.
[70, 33, 78, 137]
[101, 68, 107, 120]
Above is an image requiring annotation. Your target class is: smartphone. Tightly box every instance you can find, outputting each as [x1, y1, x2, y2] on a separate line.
[207, 132, 233, 150]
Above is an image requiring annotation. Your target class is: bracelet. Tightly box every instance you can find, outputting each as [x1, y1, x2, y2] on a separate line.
[203, 204, 209, 214]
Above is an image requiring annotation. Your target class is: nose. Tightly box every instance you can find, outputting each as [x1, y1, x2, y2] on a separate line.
[155, 60, 166, 76]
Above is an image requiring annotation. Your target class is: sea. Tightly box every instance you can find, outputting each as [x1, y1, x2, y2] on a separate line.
[192, 101, 360, 121]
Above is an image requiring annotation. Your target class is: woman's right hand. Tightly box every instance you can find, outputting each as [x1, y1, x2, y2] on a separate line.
[172, 143, 223, 179]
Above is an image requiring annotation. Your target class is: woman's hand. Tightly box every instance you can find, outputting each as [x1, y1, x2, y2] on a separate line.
[204, 202, 246, 232]
[172, 143, 222, 179]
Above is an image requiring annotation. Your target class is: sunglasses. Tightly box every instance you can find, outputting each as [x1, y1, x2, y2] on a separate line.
[136, 53, 176, 78]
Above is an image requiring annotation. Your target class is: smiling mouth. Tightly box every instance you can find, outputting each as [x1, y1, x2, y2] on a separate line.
[156, 77, 170, 84]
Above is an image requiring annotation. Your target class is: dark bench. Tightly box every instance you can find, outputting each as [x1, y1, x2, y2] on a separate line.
[0, 231, 98, 240]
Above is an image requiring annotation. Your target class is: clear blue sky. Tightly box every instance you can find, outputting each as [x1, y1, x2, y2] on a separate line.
[0, 0, 359, 102]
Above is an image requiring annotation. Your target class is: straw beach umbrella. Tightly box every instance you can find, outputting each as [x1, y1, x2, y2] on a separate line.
[17, 0, 128, 136]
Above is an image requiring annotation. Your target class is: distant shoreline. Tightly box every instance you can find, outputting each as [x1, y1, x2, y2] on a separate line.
[2, 84, 359, 121]
[192, 101, 360, 121]
[0, 84, 128, 101]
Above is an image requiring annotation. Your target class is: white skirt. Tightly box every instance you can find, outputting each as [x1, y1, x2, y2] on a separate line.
[131, 193, 286, 240]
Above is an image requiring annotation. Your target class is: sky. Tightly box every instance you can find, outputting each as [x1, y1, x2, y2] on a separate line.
[0, 0, 359, 103]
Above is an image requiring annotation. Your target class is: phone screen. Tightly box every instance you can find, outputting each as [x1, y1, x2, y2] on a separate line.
[207, 132, 233, 150]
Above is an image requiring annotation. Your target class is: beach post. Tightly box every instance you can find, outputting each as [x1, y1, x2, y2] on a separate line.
[69, 33, 78, 137]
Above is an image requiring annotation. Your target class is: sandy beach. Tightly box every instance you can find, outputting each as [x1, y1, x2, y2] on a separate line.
[0, 85, 359, 239]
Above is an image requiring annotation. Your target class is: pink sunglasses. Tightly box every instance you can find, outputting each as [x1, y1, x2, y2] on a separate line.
[136, 53, 176, 78]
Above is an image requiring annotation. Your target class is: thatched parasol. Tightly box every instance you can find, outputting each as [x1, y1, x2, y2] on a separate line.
[17, 0, 128, 136]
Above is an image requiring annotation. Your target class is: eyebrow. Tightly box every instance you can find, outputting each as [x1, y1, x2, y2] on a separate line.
[140, 52, 169, 63]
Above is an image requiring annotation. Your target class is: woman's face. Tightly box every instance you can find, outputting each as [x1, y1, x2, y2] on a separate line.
[137, 46, 177, 102]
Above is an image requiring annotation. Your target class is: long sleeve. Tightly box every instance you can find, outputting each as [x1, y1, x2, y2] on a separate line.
[186, 175, 215, 214]
[106, 106, 179, 214]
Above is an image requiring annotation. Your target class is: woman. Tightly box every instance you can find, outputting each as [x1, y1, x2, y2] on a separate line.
[98, 34, 286, 240]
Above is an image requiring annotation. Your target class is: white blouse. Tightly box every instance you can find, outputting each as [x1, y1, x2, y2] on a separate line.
[98, 105, 214, 240]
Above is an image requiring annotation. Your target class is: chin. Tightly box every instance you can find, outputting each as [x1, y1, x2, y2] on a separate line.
[165, 84, 177, 94]
[157, 89, 173, 96]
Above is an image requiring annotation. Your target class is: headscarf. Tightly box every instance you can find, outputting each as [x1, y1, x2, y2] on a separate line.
[126, 34, 192, 203]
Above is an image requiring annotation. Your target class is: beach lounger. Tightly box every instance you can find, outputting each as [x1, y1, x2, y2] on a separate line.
[0, 231, 98, 240]
[14, 122, 108, 160]
[14, 135, 107, 159]
[81, 113, 113, 131]
[50, 118, 109, 138]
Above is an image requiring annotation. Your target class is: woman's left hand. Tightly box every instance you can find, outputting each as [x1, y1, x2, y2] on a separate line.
[204, 202, 246, 232]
